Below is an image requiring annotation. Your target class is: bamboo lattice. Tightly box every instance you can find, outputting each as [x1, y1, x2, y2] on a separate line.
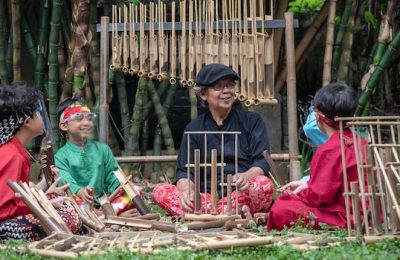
[338, 116, 400, 238]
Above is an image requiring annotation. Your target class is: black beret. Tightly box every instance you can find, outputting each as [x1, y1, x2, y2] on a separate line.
[195, 64, 240, 86]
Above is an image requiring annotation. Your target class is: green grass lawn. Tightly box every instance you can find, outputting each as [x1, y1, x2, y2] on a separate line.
[1, 230, 399, 260]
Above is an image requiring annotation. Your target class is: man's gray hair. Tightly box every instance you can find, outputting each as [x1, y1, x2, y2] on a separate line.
[193, 85, 206, 94]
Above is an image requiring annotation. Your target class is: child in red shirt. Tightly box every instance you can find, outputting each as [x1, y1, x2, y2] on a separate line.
[0, 83, 82, 241]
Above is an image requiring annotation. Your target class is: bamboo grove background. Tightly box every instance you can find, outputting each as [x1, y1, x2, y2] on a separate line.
[0, 0, 400, 182]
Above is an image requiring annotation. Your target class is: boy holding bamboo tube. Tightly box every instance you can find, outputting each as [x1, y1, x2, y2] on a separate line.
[0, 83, 82, 241]
[55, 98, 138, 217]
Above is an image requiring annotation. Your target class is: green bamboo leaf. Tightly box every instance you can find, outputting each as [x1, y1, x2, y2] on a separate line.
[364, 11, 378, 29]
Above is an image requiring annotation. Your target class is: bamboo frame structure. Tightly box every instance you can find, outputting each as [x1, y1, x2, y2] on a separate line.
[337, 116, 400, 238]
[185, 131, 240, 217]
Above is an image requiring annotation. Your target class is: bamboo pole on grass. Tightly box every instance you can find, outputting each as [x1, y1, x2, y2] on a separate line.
[284, 12, 301, 181]
[11, 0, 21, 82]
[322, 0, 337, 86]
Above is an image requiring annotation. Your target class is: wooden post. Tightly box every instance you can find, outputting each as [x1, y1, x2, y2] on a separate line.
[194, 149, 201, 214]
[99, 16, 110, 143]
[284, 12, 301, 181]
[350, 182, 362, 237]
[211, 149, 218, 215]
[226, 174, 233, 215]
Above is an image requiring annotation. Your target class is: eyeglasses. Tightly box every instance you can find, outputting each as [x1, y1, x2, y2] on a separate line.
[211, 82, 236, 91]
[67, 113, 97, 123]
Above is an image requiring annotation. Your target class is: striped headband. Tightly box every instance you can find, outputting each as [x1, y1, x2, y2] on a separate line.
[60, 103, 91, 123]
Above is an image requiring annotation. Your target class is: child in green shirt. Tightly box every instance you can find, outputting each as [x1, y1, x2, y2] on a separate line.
[55, 99, 137, 217]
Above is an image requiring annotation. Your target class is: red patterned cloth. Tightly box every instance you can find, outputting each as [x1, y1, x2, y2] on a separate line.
[152, 176, 274, 216]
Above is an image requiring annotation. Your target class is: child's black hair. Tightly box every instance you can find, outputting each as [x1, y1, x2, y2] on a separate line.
[0, 82, 41, 120]
[313, 82, 356, 120]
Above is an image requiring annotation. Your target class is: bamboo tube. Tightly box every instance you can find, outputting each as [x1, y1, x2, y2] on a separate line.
[148, 2, 158, 78]
[187, 0, 195, 86]
[211, 149, 218, 215]
[99, 193, 116, 216]
[129, 4, 139, 75]
[183, 214, 241, 222]
[226, 174, 233, 215]
[284, 12, 301, 181]
[350, 182, 362, 236]
[196, 236, 273, 249]
[151, 221, 178, 233]
[103, 216, 153, 229]
[113, 168, 150, 215]
[122, 5, 129, 73]
[135, 213, 161, 221]
[169, 1, 177, 84]
[179, 0, 187, 85]
[138, 3, 148, 77]
[366, 146, 382, 235]
[157, 1, 168, 79]
[8, 181, 63, 235]
[99, 16, 110, 144]
[322, 0, 337, 86]
[194, 149, 202, 214]
[29, 249, 77, 258]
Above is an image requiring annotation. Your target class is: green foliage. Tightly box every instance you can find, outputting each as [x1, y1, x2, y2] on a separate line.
[364, 11, 379, 29]
[2, 235, 400, 260]
[288, 0, 325, 14]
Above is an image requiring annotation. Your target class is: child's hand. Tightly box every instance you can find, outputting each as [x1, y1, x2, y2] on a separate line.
[46, 177, 69, 196]
[278, 180, 308, 195]
[119, 208, 138, 217]
[77, 188, 94, 205]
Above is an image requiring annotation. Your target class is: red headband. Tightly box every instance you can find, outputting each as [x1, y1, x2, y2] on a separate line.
[313, 106, 338, 129]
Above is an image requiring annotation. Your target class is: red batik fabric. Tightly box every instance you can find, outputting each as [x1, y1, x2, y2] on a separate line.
[152, 176, 274, 216]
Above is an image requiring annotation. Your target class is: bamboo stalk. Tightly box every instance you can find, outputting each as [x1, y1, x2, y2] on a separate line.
[194, 149, 201, 214]
[34, 0, 50, 92]
[322, 0, 337, 86]
[337, 0, 358, 82]
[21, 11, 36, 62]
[147, 79, 176, 155]
[0, 0, 8, 83]
[211, 149, 218, 215]
[11, 0, 21, 82]
[48, 0, 63, 150]
[284, 12, 301, 181]
[99, 16, 110, 143]
[71, 0, 91, 98]
[275, 1, 329, 94]
[332, 0, 353, 73]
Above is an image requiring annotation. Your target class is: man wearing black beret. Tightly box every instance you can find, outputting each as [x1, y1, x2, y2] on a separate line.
[152, 64, 274, 217]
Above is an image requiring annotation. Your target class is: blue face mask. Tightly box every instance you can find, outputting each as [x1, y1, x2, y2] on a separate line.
[303, 106, 328, 146]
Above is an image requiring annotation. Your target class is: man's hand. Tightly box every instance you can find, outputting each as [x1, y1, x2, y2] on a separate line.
[45, 177, 69, 196]
[119, 208, 138, 217]
[278, 180, 308, 195]
[232, 173, 251, 191]
[77, 187, 95, 205]
[180, 188, 194, 212]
